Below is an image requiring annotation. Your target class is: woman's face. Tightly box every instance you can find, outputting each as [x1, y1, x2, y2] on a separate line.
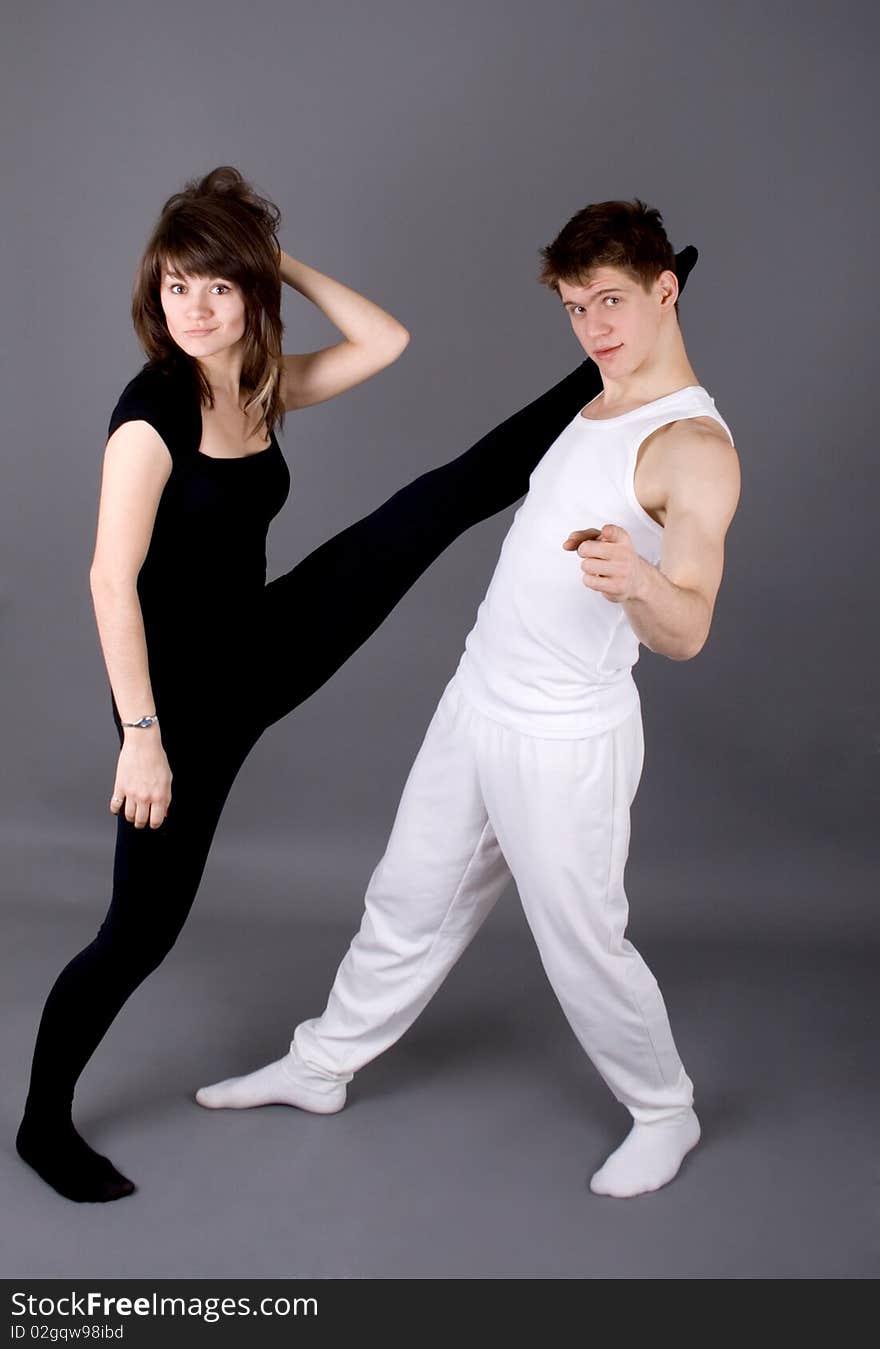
[159, 266, 248, 359]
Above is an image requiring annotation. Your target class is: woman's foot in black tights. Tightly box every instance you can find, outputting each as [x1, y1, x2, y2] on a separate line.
[16, 1110, 136, 1203]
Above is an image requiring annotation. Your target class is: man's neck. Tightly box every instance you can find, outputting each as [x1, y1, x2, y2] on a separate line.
[591, 363, 700, 416]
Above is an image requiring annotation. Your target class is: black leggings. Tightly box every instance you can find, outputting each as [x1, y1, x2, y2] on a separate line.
[23, 357, 604, 1121]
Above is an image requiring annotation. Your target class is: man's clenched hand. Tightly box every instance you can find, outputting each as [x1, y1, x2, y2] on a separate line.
[562, 524, 647, 603]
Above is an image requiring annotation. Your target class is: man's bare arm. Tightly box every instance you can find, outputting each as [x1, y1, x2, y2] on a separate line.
[563, 422, 741, 660]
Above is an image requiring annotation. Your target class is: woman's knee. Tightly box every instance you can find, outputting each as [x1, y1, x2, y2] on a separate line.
[94, 907, 188, 978]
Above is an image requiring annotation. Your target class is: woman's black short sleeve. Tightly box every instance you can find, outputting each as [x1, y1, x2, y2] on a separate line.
[106, 362, 200, 464]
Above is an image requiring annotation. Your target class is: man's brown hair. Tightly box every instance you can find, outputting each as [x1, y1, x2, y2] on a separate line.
[538, 198, 678, 308]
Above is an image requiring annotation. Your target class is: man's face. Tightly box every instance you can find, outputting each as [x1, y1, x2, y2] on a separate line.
[557, 265, 677, 375]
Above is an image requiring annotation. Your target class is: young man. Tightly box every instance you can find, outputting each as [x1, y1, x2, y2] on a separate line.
[196, 200, 741, 1199]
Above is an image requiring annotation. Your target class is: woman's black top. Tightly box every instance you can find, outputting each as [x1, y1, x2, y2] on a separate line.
[106, 360, 290, 697]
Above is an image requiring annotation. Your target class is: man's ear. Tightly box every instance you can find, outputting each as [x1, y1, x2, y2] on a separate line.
[657, 268, 680, 308]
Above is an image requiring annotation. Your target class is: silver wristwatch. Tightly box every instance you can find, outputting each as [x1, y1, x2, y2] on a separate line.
[121, 713, 159, 729]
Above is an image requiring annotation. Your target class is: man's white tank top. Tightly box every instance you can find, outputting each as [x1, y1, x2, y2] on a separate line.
[454, 383, 735, 737]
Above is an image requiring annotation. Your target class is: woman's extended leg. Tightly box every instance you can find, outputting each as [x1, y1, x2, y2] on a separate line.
[256, 246, 697, 726]
[16, 713, 261, 1202]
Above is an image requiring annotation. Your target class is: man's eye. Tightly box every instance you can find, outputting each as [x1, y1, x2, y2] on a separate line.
[605, 296, 621, 305]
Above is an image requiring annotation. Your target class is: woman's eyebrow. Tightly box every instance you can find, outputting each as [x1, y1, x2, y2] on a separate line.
[164, 272, 231, 282]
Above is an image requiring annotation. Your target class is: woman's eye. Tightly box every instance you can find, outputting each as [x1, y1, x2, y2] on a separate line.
[168, 282, 230, 295]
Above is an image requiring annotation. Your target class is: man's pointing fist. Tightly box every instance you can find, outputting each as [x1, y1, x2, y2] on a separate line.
[562, 523, 644, 603]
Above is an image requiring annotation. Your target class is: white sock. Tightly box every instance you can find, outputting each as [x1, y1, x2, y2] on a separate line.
[194, 1055, 347, 1115]
[589, 1107, 701, 1198]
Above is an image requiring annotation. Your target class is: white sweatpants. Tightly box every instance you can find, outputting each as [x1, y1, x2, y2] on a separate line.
[291, 675, 694, 1122]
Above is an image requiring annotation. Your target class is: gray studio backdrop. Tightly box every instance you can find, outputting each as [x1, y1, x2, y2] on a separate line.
[1, 0, 877, 1279]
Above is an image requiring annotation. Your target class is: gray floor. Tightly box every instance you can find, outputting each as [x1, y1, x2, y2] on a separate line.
[3, 837, 877, 1280]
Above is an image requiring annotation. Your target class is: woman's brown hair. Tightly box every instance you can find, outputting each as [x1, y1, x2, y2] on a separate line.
[131, 165, 285, 439]
[538, 198, 679, 309]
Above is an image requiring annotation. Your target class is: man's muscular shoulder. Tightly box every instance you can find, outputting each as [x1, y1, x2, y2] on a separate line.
[635, 416, 739, 529]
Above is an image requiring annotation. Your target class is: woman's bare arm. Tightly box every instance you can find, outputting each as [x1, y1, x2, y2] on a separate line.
[277, 250, 410, 411]
[89, 422, 174, 828]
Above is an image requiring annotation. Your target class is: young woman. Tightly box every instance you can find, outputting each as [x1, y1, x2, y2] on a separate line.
[15, 165, 698, 1203]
